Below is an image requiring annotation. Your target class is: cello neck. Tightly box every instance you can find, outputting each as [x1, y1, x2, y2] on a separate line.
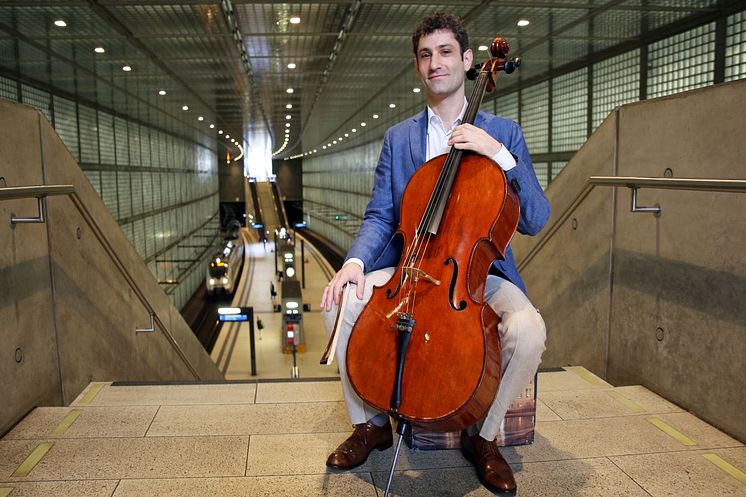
[417, 68, 493, 237]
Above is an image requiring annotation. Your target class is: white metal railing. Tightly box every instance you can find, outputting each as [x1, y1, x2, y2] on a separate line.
[1, 184, 201, 379]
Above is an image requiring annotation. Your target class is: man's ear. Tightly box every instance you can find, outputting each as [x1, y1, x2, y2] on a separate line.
[463, 48, 473, 70]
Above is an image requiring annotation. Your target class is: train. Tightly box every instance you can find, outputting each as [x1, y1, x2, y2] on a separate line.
[205, 237, 244, 297]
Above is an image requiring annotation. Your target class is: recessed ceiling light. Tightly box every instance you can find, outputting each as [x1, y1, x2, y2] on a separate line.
[389, 103, 396, 108]
[323, 145, 327, 149]
[54, 19, 67, 28]
[285, 123, 290, 128]
[361, 122, 366, 127]
[478, 45, 488, 51]
[197, 116, 204, 121]
[286, 115, 291, 120]
[344, 133, 349, 137]
[413, 88, 421, 93]
[122, 65, 132, 72]
[517, 19, 530, 27]
[225, 134, 230, 139]
[289, 16, 301, 24]
[352, 128, 357, 132]
[158, 89, 166, 96]
[182, 105, 189, 110]
[209, 124, 215, 129]
[218, 130, 223, 134]
[287, 63, 296, 69]
[373, 114, 379, 119]
[94, 47, 105, 54]
[333, 140, 337, 144]
[286, 88, 294, 94]
[286, 104, 293, 109]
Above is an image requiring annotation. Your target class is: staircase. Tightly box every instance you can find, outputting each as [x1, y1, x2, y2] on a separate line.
[1, 368, 743, 496]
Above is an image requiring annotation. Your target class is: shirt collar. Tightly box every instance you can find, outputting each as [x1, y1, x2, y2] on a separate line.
[426, 97, 469, 132]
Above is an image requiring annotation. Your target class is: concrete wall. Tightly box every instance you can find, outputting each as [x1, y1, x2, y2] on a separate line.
[512, 79, 746, 442]
[219, 159, 246, 203]
[0, 101, 222, 435]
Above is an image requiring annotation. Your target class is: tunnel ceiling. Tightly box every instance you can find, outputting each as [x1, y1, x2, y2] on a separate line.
[0, 0, 733, 160]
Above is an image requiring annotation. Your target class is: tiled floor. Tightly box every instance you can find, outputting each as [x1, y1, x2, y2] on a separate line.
[1, 368, 744, 497]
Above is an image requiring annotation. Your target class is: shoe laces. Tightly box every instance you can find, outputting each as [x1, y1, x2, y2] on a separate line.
[477, 437, 501, 458]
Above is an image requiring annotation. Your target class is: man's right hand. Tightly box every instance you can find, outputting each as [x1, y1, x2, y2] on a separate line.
[321, 262, 365, 312]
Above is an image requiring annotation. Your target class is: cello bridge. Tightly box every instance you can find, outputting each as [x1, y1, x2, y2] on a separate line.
[403, 266, 440, 286]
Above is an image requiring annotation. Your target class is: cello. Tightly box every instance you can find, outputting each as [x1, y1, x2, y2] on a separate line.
[344, 36, 521, 443]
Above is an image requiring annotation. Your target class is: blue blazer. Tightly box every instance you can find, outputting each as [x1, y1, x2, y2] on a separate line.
[346, 109, 550, 295]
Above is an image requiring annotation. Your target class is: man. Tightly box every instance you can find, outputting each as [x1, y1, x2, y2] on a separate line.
[320, 12, 550, 495]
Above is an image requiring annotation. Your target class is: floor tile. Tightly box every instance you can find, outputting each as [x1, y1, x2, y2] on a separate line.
[71, 383, 257, 406]
[539, 386, 683, 420]
[2, 436, 248, 481]
[536, 399, 562, 422]
[0, 441, 47, 479]
[0, 480, 118, 497]
[247, 432, 469, 476]
[4, 406, 158, 439]
[507, 414, 735, 463]
[609, 447, 746, 497]
[651, 412, 744, 449]
[370, 466, 493, 497]
[537, 369, 611, 392]
[255, 381, 344, 403]
[612, 385, 684, 413]
[512, 457, 652, 497]
[112, 473, 377, 497]
[370, 457, 653, 497]
[146, 402, 349, 436]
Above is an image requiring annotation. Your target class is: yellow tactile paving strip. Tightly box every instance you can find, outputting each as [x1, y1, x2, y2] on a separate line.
[51, 410, 82, 436]
[702, 453, 746, 483]
[606, 391, 644, 413]
[12, 441, 54, 477]
[79, 384, 106, 404]
[647, 417, 697, 446]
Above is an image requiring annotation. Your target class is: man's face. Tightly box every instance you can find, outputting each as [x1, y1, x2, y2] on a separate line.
[414, 29, 473, 99]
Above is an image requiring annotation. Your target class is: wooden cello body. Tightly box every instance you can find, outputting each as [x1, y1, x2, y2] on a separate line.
[345, 37, 522, 432]
[346, 153, 519, 431]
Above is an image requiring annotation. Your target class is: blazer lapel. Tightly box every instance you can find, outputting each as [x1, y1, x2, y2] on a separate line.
[409, 110, 428, 170]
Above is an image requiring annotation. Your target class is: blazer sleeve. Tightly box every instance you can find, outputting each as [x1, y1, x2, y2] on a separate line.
[345, 130, 398, 269]
[502, 121, 551, 236]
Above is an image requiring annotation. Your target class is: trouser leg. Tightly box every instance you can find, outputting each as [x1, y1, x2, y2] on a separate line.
[478, 275, 547, 441]
[321, 267, 395, 425]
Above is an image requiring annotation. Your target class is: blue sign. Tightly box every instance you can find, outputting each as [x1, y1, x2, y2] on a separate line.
[220, 314, 249, 322]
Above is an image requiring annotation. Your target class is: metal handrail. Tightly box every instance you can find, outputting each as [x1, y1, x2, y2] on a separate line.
[1, 184, 201, 379]
[517, 176, 746, 272]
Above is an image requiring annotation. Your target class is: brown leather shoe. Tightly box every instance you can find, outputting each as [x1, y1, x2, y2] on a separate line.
[461, 430, 517, 495]
[326, 420, 393, 469]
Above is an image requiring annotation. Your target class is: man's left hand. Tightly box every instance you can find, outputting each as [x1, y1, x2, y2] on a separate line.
[448, 123, 502, 158]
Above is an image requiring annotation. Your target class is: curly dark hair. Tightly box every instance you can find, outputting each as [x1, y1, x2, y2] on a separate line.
[411, 12, 469, 57]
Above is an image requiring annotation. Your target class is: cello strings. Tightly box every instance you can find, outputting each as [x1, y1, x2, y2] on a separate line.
[402, 70, 491, 317]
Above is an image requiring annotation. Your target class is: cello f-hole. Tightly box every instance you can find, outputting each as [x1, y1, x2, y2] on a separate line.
[445, 257, 467, 311]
